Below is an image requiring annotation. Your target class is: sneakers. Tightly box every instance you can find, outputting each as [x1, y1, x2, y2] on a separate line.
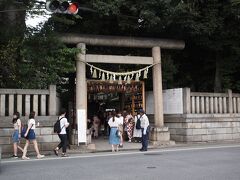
[119, 144, 123, 148]
[37, 154, 45, 159]
[61, 153, 68, 157]
[12, 155, 18, 159]
[22, 156, 30, 160]
[53, 149, 58, 156]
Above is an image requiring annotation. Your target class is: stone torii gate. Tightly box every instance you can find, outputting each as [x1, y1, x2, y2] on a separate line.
[60, 34, 185, 145]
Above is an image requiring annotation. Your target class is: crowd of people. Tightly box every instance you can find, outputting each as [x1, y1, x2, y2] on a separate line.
[11, 108, 149, 159]
[87, 108, 150, 152]
[11, 111, 45, 160]
[11, 108, 70, 159]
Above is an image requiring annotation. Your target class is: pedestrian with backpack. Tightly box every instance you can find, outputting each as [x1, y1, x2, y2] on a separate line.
[138, 109, 150, 152]
[53, 108, 69, 157]
[133, 111, 142, 143]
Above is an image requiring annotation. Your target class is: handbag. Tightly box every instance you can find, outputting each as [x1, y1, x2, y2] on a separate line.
[115, 129, 121, 137]
[21, 124, 33, 139]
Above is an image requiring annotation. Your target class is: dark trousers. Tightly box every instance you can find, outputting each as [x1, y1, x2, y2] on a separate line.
[141, 128, 149, 150]
[57, 134, 68, 153]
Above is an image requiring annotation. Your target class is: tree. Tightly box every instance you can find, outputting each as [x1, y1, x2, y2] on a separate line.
[1, 0, 240, 93]
[165, 0, 240, 92]
[0, 0, 27, 87]
[0, 0, 78, 89]
[17, 26, 77, 89]
[0, 0, 42, 87]
[40, 0, 240, 92]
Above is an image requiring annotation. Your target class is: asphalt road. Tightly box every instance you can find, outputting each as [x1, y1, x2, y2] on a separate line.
[1, 144, 240, 180]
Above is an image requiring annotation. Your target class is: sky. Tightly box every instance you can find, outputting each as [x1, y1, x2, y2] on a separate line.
[26, 14, 49, 27]
[25, 0, 49, 27]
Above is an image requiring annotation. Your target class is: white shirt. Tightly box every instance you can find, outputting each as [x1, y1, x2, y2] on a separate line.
[118, 116, 124, 125]
[28, 118, 36, 129]
[108, 116, 121, 127]
[140, 114, 149, 130]
[59, 116, 69, 134]
[13, 119, 21, 130]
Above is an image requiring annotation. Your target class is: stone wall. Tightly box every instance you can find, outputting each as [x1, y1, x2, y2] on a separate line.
[0, 116, 59, 156]
[164, 114, 240, 142]
[146, 89, 183, 115]
[146, 88, 240, 143]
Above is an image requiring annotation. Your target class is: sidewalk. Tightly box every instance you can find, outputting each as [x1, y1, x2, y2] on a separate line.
[2, 137, 240, 159]
[1, 136, 166, 159]
[67, 137, 240, 155]
[68, 136, 175, 154]
[70, 138, 144, 153]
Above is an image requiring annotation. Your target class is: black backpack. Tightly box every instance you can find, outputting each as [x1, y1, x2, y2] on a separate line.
[53, 117, 64, 133]
[136, 115, 142, 130]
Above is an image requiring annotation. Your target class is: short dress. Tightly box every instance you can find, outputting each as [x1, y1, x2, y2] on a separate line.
[27, 118, 36, 140]
[108, 117, 120, 145]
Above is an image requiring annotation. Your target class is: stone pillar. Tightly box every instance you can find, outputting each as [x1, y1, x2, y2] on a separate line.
[223, 97, 227, 113]
[200, 97, 205, 114]
[25, 95, 31, 116]
[183, 88, 191, 114]
[237, 98, 240, 113]
[49, 85, 57, 115]
[33, 95, 38, 116]
[228, 89, 233, 114]
[150, 46, 171, 145]
[0, 95, 5, 116]
[205, 97, 209, 114]
[76, 43, 87, 144]
[76, 43, 87, 122]
[41, 95, 46, 116]
[210, 97, 214, 113]
[219, 97, 223, 113]
[152, 46, 164, 127]
[9, 94, 14, 116]
[17, 95, 22, 115]
[196, 97, 200, 113]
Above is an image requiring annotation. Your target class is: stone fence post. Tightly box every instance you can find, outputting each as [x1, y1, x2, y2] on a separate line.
[49, 85, 57, 115]
[228, 89, 233, 114]
[183, 88, 191, 114]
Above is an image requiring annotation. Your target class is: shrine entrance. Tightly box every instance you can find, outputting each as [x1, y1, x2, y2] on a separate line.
[87, 80, 145, 117]
[60, 34, 185, 146]
[86, 80, 145, 141]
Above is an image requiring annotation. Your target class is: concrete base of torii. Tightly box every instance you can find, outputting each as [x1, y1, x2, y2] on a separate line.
[149, 126, 175, 146]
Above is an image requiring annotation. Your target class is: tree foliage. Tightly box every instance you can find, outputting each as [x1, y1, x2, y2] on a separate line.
[0, 40, 18, 88]
[0, 1, 78, 89]
[1, 0, 240, 93]
[17, 27, 77, 89]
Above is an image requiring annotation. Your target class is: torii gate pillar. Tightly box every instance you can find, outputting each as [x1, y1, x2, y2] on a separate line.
[151, 47, 170, 145]
[75, 43, 87, 144]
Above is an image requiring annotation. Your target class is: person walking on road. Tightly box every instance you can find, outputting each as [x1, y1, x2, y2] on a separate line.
[22, 111, 45, 160]
[139, 109, 149, 151]
[12, 112, 23, 158]
[53, 108, 70, 157]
